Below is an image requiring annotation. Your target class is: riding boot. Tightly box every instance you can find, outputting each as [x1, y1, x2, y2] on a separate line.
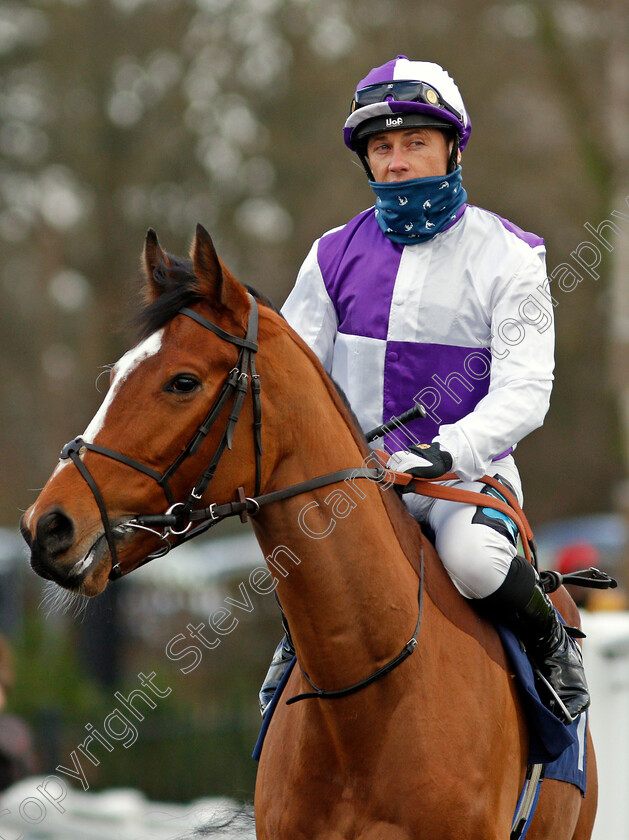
[259, 621, 295, 717]
[478, 555, 590, 723]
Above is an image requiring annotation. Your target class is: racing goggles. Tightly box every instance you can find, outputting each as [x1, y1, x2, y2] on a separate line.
[350, 81, 463, 124]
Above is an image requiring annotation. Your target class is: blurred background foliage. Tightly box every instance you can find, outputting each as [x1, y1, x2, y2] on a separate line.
[3, 541, 280, 801]
[2, 0, 628, 524]
[1, 0, 629, 807]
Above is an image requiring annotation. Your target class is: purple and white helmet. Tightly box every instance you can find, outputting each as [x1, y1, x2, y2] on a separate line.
[344, 56, 471, 152]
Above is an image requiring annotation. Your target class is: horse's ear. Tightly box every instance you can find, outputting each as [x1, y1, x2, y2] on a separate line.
[191, 223, 249, 316]
[143, 228, 171, 302]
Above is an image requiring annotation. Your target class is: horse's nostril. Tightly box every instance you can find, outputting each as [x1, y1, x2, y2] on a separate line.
[19, 515, 33, 549]
[36, 509, 75, 557]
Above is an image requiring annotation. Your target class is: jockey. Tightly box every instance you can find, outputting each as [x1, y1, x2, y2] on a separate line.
[260, 56, 589, 724]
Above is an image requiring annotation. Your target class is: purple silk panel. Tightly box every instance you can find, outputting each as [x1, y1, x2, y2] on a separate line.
[317, 208, 494, 453]
[317, 210, 403, 340]
[381, 342, 492, 453]
[358, 58, 400, 88]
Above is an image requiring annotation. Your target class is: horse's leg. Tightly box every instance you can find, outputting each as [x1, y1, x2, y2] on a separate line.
[527, 726, 597, 840]
[571, 727, 598, 840]
[529, 780, 581, 839]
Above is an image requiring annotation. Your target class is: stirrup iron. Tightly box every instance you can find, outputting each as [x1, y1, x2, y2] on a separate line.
[532, 669, 576, 725]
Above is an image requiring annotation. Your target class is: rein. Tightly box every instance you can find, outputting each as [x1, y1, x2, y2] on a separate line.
[381, 458, 539, 568]
[59, 294, 540, 705]
[286, 546, 425, 705]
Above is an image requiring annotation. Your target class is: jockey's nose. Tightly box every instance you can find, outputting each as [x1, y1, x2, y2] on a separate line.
[389, 144, 410, 173]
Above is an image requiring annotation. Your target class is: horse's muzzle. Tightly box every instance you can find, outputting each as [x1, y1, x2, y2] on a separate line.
[21, 507, 87, 586]
[34, 508, 75, 556]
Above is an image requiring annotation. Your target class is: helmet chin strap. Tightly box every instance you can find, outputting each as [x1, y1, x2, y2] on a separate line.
[447, 134, 460, 174]
[358, 150, 375, 181]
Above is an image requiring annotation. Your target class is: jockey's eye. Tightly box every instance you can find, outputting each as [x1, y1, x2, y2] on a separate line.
[166, 374, 201, 395]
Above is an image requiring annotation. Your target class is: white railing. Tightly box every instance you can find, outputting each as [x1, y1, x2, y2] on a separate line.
[582, 610, 629, 840]
[0, 780, 255, 839]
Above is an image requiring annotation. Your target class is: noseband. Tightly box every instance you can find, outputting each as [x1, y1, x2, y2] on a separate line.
[60, 293, 389, 582]
[58, 294, 426, 703]
[60, 294, 263, 580]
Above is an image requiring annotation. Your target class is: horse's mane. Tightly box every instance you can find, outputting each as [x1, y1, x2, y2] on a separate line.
[134, 255, 203, 340]
[133, 248, 424, 579]
[134, 253, 281, 341]
[133, 252, 363, 423]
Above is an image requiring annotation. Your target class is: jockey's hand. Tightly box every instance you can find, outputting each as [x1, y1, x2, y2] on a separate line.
[387, 443, 453, 479]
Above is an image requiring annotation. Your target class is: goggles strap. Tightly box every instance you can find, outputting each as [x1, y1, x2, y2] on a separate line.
[353, 81, 462, 124]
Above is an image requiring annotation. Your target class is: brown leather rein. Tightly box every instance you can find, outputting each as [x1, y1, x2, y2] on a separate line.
[58, 291, 537, 584]
[376, 453, 538, 568]
[56, 291, 542, 705]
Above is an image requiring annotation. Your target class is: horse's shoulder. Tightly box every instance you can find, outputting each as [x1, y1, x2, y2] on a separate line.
[421, 537, 509, 669]
[381, 491, 509, 668]
[365, 475, 523, 679]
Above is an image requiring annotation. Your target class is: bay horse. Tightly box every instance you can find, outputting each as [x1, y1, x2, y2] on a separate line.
[21, 225, 597, 839]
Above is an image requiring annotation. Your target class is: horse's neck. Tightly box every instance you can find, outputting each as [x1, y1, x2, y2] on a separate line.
[251, 356, 422, 691]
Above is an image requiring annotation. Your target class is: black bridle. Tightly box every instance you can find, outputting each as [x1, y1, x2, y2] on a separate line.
[60, 295, 263, 580]
[59, 294, 423, 701]
[60, 294, 388, 578]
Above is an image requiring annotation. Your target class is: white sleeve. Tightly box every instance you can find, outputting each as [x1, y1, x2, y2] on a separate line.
[435, 249, 554, 481]
[281, 239, 338, 374]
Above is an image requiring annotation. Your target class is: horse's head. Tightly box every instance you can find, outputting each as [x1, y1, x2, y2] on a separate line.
[21, 224, 271, 596]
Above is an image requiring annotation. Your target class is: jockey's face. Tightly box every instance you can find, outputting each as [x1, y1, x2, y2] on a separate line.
[366, 127, 456, 183]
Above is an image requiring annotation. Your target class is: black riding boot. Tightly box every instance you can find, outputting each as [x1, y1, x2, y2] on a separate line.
[478, 555, 590, 723]
[259, 629, 295, 717]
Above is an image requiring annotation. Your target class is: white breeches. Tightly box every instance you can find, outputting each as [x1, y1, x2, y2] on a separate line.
[402, 455, 523, 599]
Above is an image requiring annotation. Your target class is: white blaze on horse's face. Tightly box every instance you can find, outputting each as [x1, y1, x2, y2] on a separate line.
[46, 329, 165, 493]
[48, 330, 164, 486]
[84, 329, 165, 444]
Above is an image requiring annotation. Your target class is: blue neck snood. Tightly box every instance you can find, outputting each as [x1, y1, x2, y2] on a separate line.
[370, 166, 467, 244]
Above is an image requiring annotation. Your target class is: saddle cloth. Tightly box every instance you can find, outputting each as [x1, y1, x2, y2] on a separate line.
[496, 622, 587, 794]
[253, 628, 587, 796]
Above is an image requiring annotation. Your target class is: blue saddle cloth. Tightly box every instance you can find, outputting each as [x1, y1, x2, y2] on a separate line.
[496, 622, 587, 793]
[253, 627, 587, 795]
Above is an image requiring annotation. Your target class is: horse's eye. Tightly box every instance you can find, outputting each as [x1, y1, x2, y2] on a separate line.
[167, 375, 200, 394]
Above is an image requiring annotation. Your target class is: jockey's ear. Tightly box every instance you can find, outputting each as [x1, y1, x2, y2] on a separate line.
[191, 223, 249, 319]
[142, 228, 171, 302]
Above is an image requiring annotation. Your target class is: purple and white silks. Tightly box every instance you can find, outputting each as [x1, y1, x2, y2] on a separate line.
[281, 204, 554, 481]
